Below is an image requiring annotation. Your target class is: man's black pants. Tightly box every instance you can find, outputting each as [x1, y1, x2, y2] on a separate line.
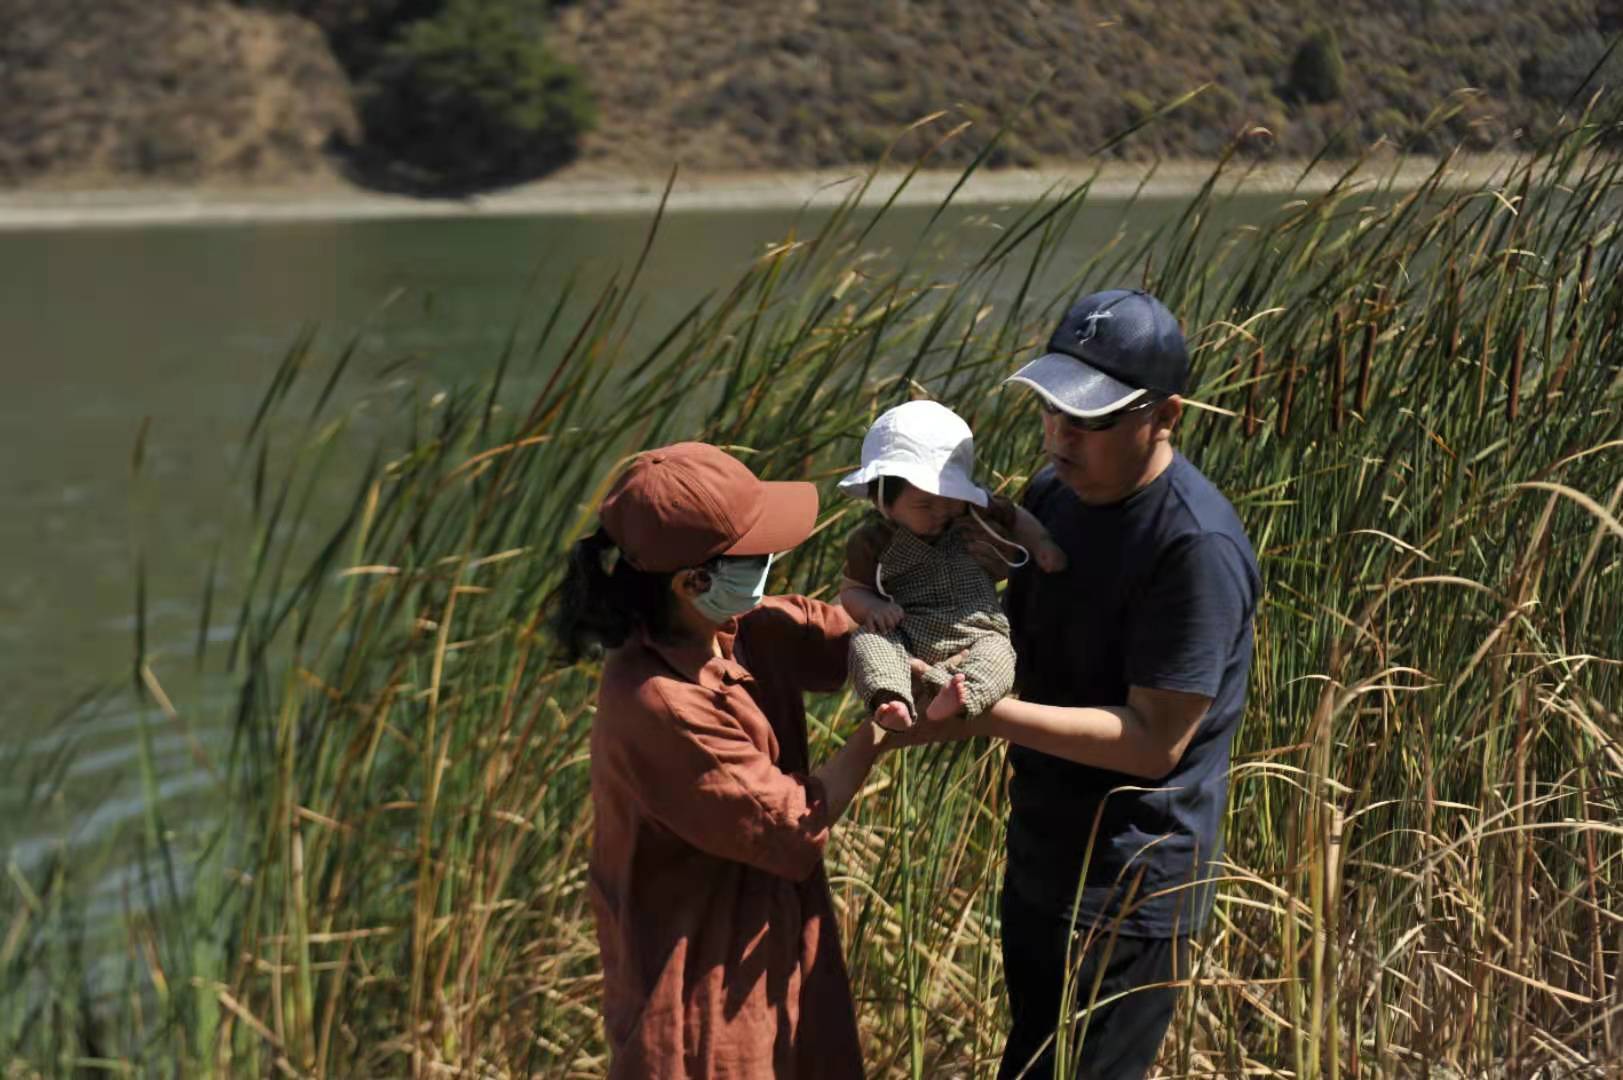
[997, 884, 1189, 1080]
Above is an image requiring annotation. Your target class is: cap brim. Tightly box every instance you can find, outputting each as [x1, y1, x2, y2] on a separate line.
[724, 480, 819, 557]
[1004, 353, 1146, 418]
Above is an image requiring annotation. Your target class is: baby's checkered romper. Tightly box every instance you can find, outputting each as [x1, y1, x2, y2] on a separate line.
[849, 521, 1017, 719]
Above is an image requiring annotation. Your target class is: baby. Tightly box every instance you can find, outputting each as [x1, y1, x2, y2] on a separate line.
[838, 400, 1066, 730]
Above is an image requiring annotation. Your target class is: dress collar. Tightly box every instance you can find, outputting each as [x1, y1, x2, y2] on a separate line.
[639, 621, 752, 691]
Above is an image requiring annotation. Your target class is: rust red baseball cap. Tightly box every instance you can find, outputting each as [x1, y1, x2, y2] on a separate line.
[599, 442, 819, 572]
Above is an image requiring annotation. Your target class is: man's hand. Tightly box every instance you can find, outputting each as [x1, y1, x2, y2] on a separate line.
[1033, 539, 1069, 573]
[881, 718, 971, 749]
[1013, 506, 1068, 574]
[875, 656, 981, 750]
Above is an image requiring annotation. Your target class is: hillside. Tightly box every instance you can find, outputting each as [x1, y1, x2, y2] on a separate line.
[1, 0, 1619, 190]
[545, 0, 1620, 171]
[0, 0, 356, 187]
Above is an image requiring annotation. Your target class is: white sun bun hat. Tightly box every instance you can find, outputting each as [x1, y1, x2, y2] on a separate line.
[838, 400, 989, 507]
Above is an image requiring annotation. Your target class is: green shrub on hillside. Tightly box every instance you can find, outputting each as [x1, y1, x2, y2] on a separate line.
[240, 0, 445, 73]
[358, 0, 592, 191]
[1286, 26, 1346, 104]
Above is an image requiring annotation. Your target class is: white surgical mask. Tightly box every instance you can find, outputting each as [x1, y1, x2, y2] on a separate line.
[692, 554, 773, 623]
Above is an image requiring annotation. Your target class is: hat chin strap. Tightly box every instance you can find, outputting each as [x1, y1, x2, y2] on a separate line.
[968, 507, 1031, 568]
[872, 475, 897, 600]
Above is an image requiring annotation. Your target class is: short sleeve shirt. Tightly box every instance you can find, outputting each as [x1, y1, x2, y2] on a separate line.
[1003, 453, 1261, 936]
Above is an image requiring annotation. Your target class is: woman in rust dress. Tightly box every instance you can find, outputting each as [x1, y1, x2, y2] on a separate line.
[556, 442, 888, 1078]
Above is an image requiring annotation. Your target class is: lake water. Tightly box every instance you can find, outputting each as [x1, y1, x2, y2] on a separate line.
[2, 191, 1286, 859]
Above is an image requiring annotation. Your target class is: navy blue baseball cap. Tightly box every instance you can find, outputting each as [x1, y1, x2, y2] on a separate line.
[1005, 289, 1189, 417]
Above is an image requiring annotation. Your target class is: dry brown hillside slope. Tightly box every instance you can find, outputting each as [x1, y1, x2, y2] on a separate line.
[546, 0, 1616, 173]
[1, 0, 1617, 191]
[0, 0, 357, 187]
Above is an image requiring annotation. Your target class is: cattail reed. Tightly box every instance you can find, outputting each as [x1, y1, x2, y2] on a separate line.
[1356, 320, 1375, 414]
[1543, 260, 1561, 366]
[1246, 346, 1264, 438]
[1548, 331, 1580, 401]
[1331, 313, 1347, 432]
[1448, 273, 1464, 365]
[1278, 349, 1297, 437]
[1507, 328, 1525, 422]
[13, 111, 1623, 1080]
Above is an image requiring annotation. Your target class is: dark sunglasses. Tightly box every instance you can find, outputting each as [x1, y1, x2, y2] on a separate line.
[1041, 395, 1163, 432]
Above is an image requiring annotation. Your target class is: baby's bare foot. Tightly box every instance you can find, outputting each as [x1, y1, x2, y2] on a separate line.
[924, 673, 968, 722]
[875, 700, 914, 731]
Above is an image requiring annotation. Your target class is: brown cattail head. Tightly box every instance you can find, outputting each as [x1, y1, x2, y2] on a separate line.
[1448, 267, 1464, 365]
[1246, 346, 1264, 439]
[1357, 321, 1376, 415]
[1543, 262, 1561, 368]
[1331, 312, 1346, 433]
[1279, 349, 1298, 437]
[1547, 332, 1580, 402]
[1507, 328, 1526, 423]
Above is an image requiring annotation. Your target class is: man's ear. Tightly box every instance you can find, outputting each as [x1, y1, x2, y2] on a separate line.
[1153, 395, 1184, 441]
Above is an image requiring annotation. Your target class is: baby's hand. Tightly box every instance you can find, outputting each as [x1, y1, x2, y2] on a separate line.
[864, 602, 905, 634]
[1034, 540, 1068, 573]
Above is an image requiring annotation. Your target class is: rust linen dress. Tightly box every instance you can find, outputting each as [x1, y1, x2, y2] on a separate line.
[589, 594, 863, 1078]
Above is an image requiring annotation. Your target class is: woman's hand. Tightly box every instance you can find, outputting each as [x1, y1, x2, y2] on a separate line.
[881, 710, 975, 749]
[864, 602, 906, 634]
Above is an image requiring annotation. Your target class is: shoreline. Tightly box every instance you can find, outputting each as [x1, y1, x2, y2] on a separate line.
[0, 154, 1524, 231]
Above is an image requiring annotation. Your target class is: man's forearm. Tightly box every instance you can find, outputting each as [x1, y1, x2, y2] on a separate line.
[972, 697, 1173, 779]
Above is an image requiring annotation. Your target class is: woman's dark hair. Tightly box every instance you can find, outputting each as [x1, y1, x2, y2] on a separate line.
[553, 527, 677, 662]
[866, 475, 911, 509]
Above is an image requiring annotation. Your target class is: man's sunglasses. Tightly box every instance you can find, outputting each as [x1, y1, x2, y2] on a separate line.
[1041, 395, 1163, 432]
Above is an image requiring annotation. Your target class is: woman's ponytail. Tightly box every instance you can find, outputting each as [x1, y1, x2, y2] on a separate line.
[553, 527, 675, 661]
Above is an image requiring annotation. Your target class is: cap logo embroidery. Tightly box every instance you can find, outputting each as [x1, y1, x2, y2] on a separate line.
[1075, 309, 1113, 344]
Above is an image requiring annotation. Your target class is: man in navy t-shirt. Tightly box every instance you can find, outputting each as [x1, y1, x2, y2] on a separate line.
[918, 289, 1260, 1079]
